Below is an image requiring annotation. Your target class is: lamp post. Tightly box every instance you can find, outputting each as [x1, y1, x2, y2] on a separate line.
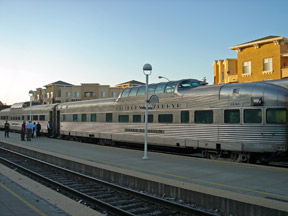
[158, 76, 170, 82]
[143, 63, 152, 160]
[29, 90, 33, 121]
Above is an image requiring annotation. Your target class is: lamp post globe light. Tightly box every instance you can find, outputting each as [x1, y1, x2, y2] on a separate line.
[143, 64, 152, 160]
[29, 90, 33, 121]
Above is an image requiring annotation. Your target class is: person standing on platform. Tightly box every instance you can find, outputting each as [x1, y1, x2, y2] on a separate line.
[36, 122, 41, 137]
[21, 121, 26, 141]
[4, 120, 10, 138]
[47, 121, 52, 137]
[26, 121, 34, 141]
[32, 122, 36, 138]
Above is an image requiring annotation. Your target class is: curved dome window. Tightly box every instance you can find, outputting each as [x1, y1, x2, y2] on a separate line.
[137, 86, 146, 96]
[164, 82, 177, 93]
[129, 87, 138, 96]
[121, 88, 131, 97]
[155, 82, 167, 94]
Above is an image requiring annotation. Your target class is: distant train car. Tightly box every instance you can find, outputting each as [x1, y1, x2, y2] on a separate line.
[1, 78, 287, 163]
[0, 102, 57, 135]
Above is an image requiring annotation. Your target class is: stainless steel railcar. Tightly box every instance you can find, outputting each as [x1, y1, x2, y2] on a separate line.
[57, 78, 288, 163]
[1, 78, 287, 162]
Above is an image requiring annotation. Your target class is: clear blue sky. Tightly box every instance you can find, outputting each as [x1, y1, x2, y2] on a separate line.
[0, 0, 287, 105]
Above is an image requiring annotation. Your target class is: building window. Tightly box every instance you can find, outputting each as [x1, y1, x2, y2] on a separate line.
[224, 110, 240, 124]
[267, 108, 287, 124]
[100, 91, 106, 98]
[74, 91, 80, 98]
[33, 115, 38, 121]
[263, 58, 272, 72]
[39, 115, 45, 121]
[242, 61, 251, 76]
[85, 92, 94, 97]
[195, 110, 213, 123]
[221, 72, 224, 80]
[244, 109, 262, 123]
[66, 92, 71, 98]
[91, 114, 96, 122]
[63, 115, 66, 121]
[111, 92, 117, 97]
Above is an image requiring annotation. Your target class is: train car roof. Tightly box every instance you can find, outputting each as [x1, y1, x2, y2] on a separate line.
[58, 97, 117, 109]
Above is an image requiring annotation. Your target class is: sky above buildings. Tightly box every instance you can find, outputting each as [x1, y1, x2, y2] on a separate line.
[0, 0, 287, 105]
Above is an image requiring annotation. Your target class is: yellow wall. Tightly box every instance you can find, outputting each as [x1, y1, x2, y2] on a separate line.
[237, 42, 281, 82]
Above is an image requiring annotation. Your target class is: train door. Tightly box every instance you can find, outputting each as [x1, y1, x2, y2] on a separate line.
[56, 110, 60, 136]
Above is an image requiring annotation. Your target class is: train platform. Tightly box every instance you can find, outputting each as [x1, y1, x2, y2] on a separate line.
[0, 131, 288, 216]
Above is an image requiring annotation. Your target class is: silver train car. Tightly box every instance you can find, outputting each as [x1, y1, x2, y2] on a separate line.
[1, 78, 288, 163]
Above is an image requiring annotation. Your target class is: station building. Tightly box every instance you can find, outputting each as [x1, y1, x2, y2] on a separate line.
[213, 36, 288, 84]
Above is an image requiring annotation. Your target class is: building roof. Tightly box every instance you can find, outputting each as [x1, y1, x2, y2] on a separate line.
[116, 80, 145, 86]
[44, 80, 73, 87]
[230, 36, 288, 50]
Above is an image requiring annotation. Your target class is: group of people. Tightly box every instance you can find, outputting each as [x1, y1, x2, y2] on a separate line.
[3, 120, 52, 141]
[21, 121, 42, 141]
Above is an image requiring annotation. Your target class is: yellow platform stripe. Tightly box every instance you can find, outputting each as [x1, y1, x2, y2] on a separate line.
[0, 183, 47, 216]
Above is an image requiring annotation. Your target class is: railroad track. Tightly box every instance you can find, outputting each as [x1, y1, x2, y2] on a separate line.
[0, 147, 217, 216]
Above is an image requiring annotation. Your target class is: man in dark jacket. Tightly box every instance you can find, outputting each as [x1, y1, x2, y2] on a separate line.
[4, 120, 10, 138]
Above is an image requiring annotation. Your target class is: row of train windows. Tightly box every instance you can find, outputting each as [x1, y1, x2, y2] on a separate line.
[0, 115, 46, 121]
[63, 108, 287, 124]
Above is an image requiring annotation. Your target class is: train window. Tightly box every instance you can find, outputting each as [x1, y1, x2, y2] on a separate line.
[164, 82, 176, 93]
[158, 114, 173, 123]
[119, 115, 129, 123]
[244, 109, 262, 123]
[155, 83, 167, 94]
[91, 114, 96, 122]
[121, 88, 131, 97]
[73, 114, 78, 122]
[82, 114, 87, 122]
[39, 115, 45, 121]
[195, 110, 213, 123]
[144, 114, 154, 123]
[266, 108, 287, 124]
[137, 86, 146, 96]
[224, 110, 240, 123]
[181, 111, 189, 123]
[133, 115, 141, 123]
[129, 87, 138, 96]
[63, 115, 66, 121]
[33, 115, 38, 121]
[106, 113, 112, 122]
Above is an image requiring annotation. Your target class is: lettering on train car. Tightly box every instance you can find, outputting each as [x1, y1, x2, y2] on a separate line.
[229, 102, 242, 106]
[116, 103, 180, 111]
[125, 128, 165, 134]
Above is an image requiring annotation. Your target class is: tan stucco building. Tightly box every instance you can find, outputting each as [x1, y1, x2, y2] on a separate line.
[33, 81, 124, 104]
[213, 36, 288, 84]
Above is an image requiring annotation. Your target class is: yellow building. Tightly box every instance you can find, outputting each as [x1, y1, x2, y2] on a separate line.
[213, 36, 288, 84]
